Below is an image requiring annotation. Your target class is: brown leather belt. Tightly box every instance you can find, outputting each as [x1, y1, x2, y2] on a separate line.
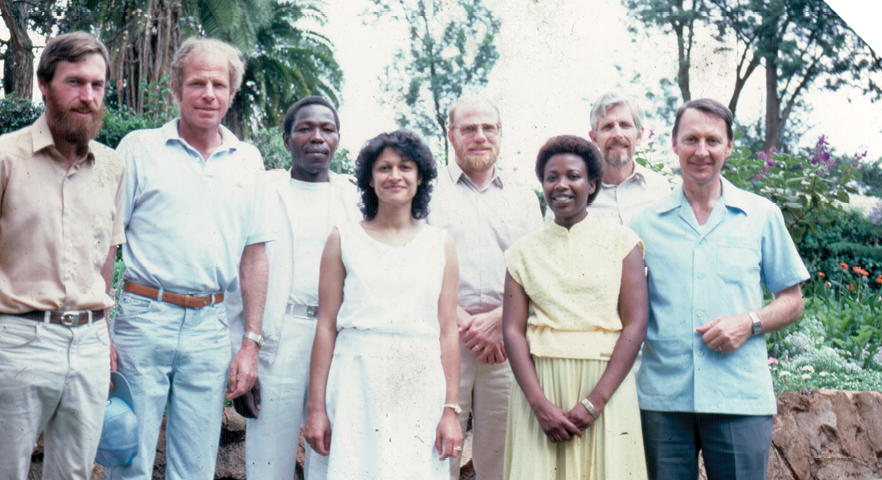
[124, 282, 224, 309]
[16, 309, 104, 327]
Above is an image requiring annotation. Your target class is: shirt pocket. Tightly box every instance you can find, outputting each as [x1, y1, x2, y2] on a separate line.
[716, 238, 761, 285]
[638, 337, 690, 397]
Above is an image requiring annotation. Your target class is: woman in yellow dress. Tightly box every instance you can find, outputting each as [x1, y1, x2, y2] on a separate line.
[502, 135, 648, 479]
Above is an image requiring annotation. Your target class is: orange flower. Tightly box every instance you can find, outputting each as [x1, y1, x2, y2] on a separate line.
[853, 266, 862, 273]
[877, 275, 882, 284]
[860, 269, 869, 277]
[818, 272, 826, 278]
[849, 283, 855, 291]
[840, 262, 849, 270]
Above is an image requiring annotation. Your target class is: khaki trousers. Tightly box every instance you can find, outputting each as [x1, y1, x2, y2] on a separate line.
[450, 338, 513, 480]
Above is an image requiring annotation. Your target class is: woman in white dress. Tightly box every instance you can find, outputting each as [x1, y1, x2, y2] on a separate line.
[304, 129, 463, 479]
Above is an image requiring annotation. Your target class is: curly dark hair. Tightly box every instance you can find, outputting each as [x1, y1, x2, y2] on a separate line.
[535, 135, 605, 207]
[355, 130, 437, 220]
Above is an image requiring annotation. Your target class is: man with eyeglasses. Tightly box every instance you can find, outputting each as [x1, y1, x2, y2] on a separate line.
[428, 95, 543, 479]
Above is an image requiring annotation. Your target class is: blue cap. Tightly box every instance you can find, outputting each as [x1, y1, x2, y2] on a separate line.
[95, 372, 139, 467]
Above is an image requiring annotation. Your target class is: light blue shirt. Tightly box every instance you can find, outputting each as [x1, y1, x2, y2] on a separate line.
[119, 119, 275, 295]
[628, 178, 809, 416]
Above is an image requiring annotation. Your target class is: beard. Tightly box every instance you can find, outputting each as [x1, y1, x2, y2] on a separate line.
[45, 89, 105, 150]
[604, 142, 633, 169]
[454, 143, 498, 173]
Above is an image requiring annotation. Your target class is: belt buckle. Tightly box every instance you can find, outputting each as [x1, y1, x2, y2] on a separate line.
[60, 311, 81, 327]
[306, 306, 317, 318]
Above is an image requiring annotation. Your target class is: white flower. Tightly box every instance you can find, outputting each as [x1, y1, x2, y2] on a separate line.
[779, 371, 791, 377]
[801, 365, 815, 373]
[819, 371, 828, 377]
[801, 374, 811, 380]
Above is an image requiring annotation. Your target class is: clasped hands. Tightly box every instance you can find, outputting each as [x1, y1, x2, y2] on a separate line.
[532, 395, 604, 443]
[458, 307, 506, 365]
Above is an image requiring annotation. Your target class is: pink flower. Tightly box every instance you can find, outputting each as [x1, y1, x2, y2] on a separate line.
[768, 357, 779, 366]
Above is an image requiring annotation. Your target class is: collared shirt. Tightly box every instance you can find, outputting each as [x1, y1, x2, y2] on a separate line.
[118, 119, 274, 295]
[592, 163, 672, 225]
[427, 161, 543, 314]
[0, 114, 126, 313]
[628, 178, 809, 416]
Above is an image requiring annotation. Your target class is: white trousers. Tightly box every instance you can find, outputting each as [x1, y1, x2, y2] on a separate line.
[246, 314, 316, 479]
[0, 315, 110, 480]
[450, 338, 513, 480]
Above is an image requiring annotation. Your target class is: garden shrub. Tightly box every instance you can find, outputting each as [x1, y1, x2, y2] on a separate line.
[0, 96, 44, 134]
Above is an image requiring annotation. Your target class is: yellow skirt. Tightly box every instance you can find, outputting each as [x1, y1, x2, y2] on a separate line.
[503, 356, 647, 480]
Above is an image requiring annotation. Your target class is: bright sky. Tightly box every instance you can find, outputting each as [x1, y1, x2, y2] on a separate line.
[322, 0, 882, 188]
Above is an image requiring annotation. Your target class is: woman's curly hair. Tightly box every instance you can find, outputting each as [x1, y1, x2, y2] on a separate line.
[355, 129, 438, 219]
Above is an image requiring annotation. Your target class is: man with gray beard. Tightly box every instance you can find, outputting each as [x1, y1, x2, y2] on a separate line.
[586, 92, 670, 225]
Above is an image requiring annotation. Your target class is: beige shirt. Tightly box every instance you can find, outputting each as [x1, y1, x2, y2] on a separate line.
[0, 114, 126, 313]
[427, 162, 543, 314]
[592, 163, 672, 225]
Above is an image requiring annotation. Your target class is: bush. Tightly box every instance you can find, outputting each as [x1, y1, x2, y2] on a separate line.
[98, 107, 157, 149]
[798, 209, 882, 284]
[0, 96, 44, 135]
[250, 128, 356, 176]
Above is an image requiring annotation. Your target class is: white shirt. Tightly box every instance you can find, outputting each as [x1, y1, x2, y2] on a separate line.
[119, 119, 275, 294]
[286, 177, 361, 305]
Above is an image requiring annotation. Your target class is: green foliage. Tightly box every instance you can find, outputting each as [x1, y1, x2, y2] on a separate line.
[768, 285, 882, 393]
[236, 0, 343, 133]
[625, 0, 882, 149]
[98, 79, 177, 149]
[798, 209, 882, 278]
[250, 128, 355, 176]
[0, 96, 44, 134]
[371, 0, 501, 161]
[251, 127, 290, 170]
[330, 148, 356, 177]
[857, 158, 882, 197]
[722, 135, 861, 244]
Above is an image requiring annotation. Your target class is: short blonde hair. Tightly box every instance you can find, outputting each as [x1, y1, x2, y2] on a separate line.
[447, 95, 501, 130]
[170, 37, 245, 96]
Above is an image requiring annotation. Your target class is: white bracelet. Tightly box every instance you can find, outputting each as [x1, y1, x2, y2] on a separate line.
[581, 398, 600, 419]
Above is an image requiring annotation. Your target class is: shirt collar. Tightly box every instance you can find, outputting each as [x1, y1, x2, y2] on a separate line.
[447, 160, 504, 189]
[654, 176, 749, 215]
[31, 113, 95, 165]
[600, 161, 650, 189]
[162, 118, 241, 154]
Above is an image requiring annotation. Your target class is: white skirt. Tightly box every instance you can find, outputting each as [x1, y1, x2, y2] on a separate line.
[306, 328, 449, 479]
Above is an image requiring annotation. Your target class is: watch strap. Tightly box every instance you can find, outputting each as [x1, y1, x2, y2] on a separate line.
[443, 403, 462, 415]
[243, 331, 264, 347]
[749, 311, 762, 336]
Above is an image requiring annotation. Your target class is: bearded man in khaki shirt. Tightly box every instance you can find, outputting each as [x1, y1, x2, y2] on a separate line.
[0, 32, 125, 480]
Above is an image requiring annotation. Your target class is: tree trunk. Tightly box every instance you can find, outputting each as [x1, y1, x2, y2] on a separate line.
[0, 0, 34, 98]
[762, 8, 782, 152]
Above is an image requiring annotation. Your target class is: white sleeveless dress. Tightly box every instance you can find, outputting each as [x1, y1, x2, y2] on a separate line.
[306, 222, 450, 479]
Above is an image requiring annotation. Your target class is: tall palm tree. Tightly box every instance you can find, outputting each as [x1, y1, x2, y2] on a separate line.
[228, 0, 343, 136]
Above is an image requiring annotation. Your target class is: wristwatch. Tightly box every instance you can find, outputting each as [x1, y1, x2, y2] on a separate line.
[243, 331, 265, 348]
[443, 403, 462, 415]
[749, 311, 762, 336]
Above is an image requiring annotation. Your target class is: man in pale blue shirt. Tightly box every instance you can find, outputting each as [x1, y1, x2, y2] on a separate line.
[109, 38, 273, 480]
[628, 98, 808, 480]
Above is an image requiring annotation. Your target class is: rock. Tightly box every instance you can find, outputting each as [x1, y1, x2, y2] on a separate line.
[25, 390, 882, 480]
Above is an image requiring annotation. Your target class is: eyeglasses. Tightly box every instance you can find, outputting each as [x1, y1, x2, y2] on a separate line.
[453, 123, 500, 138]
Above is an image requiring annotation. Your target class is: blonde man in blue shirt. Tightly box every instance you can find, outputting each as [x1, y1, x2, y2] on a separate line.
[628, 98, 808, 480]
[109, 38, 273, 480]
